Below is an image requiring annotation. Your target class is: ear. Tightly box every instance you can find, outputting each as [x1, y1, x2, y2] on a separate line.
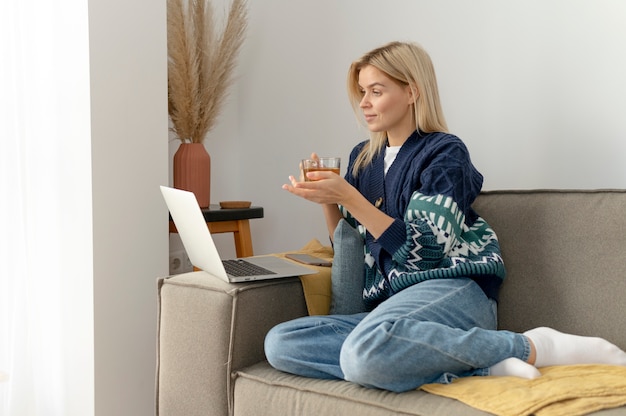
[406, 84, 419, 104]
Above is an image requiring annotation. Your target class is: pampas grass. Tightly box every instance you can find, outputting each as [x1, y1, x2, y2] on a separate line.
[168, 0, 248, 143]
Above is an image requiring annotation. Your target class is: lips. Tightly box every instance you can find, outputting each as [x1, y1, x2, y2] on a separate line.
[363, 114, 376, 122]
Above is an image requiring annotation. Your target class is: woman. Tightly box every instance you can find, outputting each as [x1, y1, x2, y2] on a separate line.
[266, 41, 626, 392]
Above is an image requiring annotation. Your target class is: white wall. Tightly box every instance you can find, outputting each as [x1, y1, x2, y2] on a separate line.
[190, 0, 626, 259]
[67, 0, 626, 412]
[89, 0, 168, 414]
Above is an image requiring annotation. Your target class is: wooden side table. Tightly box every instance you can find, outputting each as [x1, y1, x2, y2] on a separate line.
[169, 205, 264, 257]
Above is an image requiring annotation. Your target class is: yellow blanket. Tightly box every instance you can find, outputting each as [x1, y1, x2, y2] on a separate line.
[421, 364, 626, 416]
[277, 239, 334, 316]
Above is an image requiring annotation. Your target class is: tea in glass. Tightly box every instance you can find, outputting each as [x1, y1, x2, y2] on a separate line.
[301, 157, 341, 181]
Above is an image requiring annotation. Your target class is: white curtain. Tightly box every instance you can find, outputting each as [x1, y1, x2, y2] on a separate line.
[0, 0, 93, 415]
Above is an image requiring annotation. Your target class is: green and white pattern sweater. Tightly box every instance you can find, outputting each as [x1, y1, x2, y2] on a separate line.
[342, 192, 505, 309]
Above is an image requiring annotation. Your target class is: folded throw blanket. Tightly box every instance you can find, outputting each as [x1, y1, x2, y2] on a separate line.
[277, 239, 333, 316]
[421, 364, 626, 416]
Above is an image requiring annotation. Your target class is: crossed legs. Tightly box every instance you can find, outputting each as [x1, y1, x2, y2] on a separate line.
[265, 278, 626, 392]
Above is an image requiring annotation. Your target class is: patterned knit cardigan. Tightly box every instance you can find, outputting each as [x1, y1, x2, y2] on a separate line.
[341, 131, 506, 310]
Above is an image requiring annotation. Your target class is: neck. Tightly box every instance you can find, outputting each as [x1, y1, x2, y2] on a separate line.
[386, 126, 416, 147]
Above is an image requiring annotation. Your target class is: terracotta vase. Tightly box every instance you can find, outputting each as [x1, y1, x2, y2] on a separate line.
[173, 142, 211, 208]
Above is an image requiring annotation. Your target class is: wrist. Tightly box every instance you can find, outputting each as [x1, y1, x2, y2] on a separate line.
[338, 186, 360, 210]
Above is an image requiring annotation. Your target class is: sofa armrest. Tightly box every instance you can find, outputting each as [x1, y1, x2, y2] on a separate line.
[156, 272, 308, 416]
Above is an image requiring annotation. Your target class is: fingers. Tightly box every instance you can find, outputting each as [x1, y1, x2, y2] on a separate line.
[282, 175, 310, 193]
[290, 170, 341, 187]
[282, 178, 313, 201]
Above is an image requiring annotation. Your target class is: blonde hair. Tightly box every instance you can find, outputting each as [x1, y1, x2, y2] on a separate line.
[347, 41, 448, 176]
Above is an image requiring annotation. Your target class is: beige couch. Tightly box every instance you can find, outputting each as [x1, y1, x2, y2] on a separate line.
[156, 190, 626, 416]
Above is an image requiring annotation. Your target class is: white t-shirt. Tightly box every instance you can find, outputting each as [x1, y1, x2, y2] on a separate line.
[384, 145, 401, 175]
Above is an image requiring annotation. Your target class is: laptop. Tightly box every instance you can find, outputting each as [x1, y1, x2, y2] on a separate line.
[160, 186, 317, 282]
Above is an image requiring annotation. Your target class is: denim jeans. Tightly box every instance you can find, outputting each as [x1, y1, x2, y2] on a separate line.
[264, 278, 531, 392]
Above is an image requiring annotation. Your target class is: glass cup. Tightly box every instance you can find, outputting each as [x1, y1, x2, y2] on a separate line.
[301, 157, 341, 181]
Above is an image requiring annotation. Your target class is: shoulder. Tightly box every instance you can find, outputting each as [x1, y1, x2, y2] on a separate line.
[346, 139, 370, 170]
[410, 132, 473, 164]
[421, 132, 469, 151]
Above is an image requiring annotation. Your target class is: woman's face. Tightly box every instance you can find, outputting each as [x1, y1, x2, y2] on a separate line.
[358, 65, 416, 145]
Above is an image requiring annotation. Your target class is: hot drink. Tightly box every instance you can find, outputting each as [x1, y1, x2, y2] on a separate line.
[301, 158, 341, 181]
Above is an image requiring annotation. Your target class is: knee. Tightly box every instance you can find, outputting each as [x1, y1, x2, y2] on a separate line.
[339, 324, 433, 392]
[339, 331, 396, 390]
[264, 323, 287, 369]
[265, 318, 317, 371]
[264, 322, 291, 370]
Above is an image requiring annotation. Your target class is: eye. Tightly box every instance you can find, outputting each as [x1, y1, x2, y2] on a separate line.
[372, 90, 382, 96]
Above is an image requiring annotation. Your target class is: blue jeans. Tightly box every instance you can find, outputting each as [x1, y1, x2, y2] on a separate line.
[264, 278, 531, 392]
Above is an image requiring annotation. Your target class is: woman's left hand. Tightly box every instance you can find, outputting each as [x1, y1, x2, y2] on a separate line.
[282, 171, 354, 205]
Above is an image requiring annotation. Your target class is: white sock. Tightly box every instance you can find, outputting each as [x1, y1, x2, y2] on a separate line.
[489, 357, 541, 379]
[525, 327, 626, 368]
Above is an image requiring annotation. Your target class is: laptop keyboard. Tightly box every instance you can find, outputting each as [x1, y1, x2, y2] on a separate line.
[222, 259, 276, 277]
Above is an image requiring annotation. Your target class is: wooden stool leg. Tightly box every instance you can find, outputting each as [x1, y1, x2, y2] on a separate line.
[232, 219, 254, 257]
[172, 218, 256, 258]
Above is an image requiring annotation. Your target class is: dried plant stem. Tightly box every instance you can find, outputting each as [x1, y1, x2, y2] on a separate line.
[168, 0, 247, 143]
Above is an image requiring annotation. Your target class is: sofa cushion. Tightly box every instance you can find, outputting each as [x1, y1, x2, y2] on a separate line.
[233, 361, 490, 416]
[472, 189, 626, 350]
[235, 362, 626, 416]
[329, 219, 367, 315]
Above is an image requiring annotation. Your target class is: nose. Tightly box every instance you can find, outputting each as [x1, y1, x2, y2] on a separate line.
[359, 94, 370, 108]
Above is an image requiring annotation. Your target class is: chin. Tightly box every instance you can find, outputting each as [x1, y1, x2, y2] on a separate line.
[367, 124, 384, 133]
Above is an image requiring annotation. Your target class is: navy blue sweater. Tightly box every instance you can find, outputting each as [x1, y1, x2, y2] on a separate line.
[341, 131, 505, 309]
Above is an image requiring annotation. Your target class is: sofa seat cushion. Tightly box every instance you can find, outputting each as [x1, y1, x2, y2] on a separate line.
[233, 362, 490, 416]
[234, 362, 626, 416]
